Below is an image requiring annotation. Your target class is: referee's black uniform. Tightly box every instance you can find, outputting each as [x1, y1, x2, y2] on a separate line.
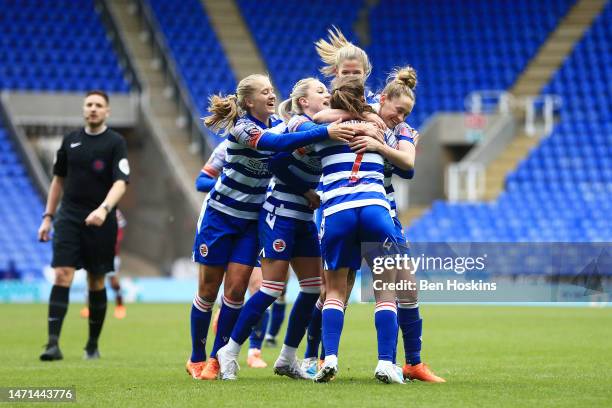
[40, 123, 129, 362]
[52, 127, 129, 273]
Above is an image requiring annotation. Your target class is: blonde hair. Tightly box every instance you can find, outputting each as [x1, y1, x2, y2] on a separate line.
[315, 26, 372, 79]
[204, 74, 270, 134]
[330, 76, 374, 120]
[278, 77, 320, 121]
[382, 66, 417, 102]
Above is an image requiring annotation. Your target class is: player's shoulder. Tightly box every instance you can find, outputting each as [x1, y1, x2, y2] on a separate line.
[63, 129, 83, 142]
[105, 128, 126, 142]
[287, 114, 312, 133]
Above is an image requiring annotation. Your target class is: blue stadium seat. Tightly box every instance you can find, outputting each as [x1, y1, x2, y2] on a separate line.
[0, 0, 131, 93]
[0, 121, 51, 280]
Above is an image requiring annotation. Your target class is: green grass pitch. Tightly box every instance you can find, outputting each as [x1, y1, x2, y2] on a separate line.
[1, 304, 611, 407]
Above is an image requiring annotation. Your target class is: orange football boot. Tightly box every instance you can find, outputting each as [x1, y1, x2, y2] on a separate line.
[80, 307, 89, 318]
[403, 363, 446, 383]
[246, 349, 267, 368]
[198, 357, 220, 380]
[185, 359, 206, 379]
[114, 305, 127, 319]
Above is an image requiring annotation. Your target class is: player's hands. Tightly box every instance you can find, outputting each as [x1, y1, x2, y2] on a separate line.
[359, 123, 385, 144]
[327, 119, 356, 143]
[363, 112, 387, 130]
[85, 207, 108, 227]
[304, 189, 321, 210]
[38, 217, 53, 242]
[349, 136, 384, 154]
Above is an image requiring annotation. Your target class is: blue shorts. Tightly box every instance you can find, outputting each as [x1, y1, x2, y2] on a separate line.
[259, 209, 321, 261]
[192, 205, 259, 267]
[320, 205, 398, 271]
[392, 216, 410, 255]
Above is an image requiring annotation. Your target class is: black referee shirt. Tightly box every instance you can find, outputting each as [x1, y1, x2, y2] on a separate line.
[53, 128, 129, 211]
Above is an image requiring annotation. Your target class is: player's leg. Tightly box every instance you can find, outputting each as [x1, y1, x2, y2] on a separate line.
[217, 260, 287, 378]
[315, 209, 358, 382]
[187, 263, 224, 379]
[217, 213, 293, 380]
[110, 259, 126, 319]
[275, 220, 322, 379]
[189, 205, 237, 379]
[41, 211, 82, 361]
[246, 266, 269, 368]
[40, 266, 75, 361]
[84, 272, 107, 359]
[359, 205, 404, 384]
[395, 238, 445, 383]
[80, 209, 118, 360]
[265, 290, 286, 346]
[303, 273, 325, 371]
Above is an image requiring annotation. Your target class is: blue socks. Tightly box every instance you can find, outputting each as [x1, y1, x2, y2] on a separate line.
[267, 299, 286, 338]
[374, 302, 398, 362]
[209, 296, 243, 358]
[230, 280, 285, 346]
[321, 298, 344, 358]
[190, 295, 214, 363]
[304, 298, 323, 359]
[398, 305, 422, 365]
[249, 308, 270, 350]
[283, 285, 319, 348]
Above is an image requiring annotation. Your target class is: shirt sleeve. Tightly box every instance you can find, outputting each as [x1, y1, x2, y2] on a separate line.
[202, 140, 228, 178]
[395, 123, 417, 145]
[231, 119, 329, 152]
[112, 136, 130, 183]
[52, 137, 68, 177]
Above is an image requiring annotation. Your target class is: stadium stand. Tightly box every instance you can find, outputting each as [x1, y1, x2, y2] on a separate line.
[0, 121, 51, 280]
[408, 2, 612, 244]
[147, 0, 237, 114]
[236, 0, 362, 99]
[368, 0, 576, 128]
[0, 0, 130, 92]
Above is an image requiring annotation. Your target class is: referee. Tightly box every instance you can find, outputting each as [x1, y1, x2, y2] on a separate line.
[38, 90, 129, 361]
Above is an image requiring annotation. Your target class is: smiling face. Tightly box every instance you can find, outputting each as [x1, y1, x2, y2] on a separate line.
[336, 59, 366, 80]
[245, 77, 276, 122]
[378, 93, 414, 128]
[83, 94, 109, 128]
[299, 80, 330, 116]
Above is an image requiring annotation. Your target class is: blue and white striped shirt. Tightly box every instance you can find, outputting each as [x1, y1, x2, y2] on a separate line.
[263, 114, 323, 221]
[207, 114, 285, 220]
[314, 120, 389, 217]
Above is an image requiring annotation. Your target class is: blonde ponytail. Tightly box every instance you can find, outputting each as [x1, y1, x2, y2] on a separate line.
[315, 26, 372, 79]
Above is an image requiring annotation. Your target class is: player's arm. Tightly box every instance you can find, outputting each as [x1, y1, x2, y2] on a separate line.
[85, 138, 130, 227]
[393, 166, 415, 179]
[313, 109, 386, 130]
[38, 176, 64, 242]
[349, 136, 416, 170]
[195, 171, 217, 192]
[38, 137, 69, 241]
[233, 119, 355, 152]
[268, 152, 312, 195]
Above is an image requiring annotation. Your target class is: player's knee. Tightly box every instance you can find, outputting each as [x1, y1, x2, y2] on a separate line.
[88, 275, 106, 291]
[54, 268, 74, 286]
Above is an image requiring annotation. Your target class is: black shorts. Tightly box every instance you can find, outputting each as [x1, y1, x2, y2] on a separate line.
[51, 203, 117, 275]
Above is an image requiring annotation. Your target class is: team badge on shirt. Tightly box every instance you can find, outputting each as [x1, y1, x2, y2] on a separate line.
[244, 124, 262, 148]
[199, 244, 209, 257]
[92, 159, 105, 172]
[272, 239, 286, 253]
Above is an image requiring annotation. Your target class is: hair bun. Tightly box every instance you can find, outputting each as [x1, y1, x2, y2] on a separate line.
[396, 66, 417, 90]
